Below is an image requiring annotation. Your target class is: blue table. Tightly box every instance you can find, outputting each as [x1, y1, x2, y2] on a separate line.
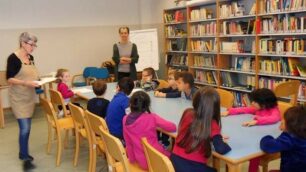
[75, 83, 281, 172]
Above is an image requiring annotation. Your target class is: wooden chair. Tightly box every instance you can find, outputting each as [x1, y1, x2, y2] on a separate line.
[0, 71, 8, 128]
[40, 97, 75, 166]
[274, 80, 300, 106]
[100, 129, 146, 172]
[85, 110, 109, 172]
[216, 88, 235, 108]
[156, 80, 169, 90]
[259, 101, 292, 172]
[68, 103, 93, 172]
[49, 89, 70, 117]
[141, 138, 175, 172]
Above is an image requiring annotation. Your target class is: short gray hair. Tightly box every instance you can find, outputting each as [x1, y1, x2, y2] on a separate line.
[19, 32, 38, 47]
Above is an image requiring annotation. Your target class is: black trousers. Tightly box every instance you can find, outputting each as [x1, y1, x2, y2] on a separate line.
[118, 72, 131, 81]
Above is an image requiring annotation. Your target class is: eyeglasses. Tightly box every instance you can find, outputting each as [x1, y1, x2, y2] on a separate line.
[25, 42, 37, 47]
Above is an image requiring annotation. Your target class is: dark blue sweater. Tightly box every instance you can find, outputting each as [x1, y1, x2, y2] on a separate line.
[260, 132, 306, 172]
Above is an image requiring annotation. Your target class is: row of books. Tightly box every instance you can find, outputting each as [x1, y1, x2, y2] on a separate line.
[167, 39, 187, 51]
[190, 39, 217, 52]
[259, 0, 306, 14]
[232, 92, 251, 107]
[221, 20, 255, 35]
[233, 57, 255, 72]
[166, 54, 187, 66]
[193, 55, 216, 67]
[190, 22, 216, 36]
[190, 7, 213, 21]
[195, 70, 217, 85]
[165, 26, 187, 37]
[221, 40, 245, 53]
[219, 1, 246, 18]
[259, 57, 306, 77]
[260, 14, 306, 34]
[164, 10, 186, 23]
[220, 72, 255, 89]
[259, 38, 306, 55]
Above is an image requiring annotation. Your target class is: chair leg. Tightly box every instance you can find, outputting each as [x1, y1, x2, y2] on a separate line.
[88, 144, 94, 172]
[91, 146, 97, 172]
[56, 130, 62, 166]
[46, 126, 52, 154]
[262, 164, 268, 172]
[74, 132, 80, 166]
[64, 130, 69, 149]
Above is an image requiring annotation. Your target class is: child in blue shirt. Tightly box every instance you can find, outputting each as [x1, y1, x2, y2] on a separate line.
[260, 106, 306, 172]
[87, 80, 109, 118]
[105, 77, 134, 140]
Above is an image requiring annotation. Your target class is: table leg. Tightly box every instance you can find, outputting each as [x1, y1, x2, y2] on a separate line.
[0, 90, 4, 128]
[43, 84, 48, 98]
[227, 163, 241, 172]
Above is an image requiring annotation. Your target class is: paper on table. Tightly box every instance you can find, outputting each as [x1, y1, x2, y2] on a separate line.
[72, 87, 92, 94]
[34, 77, 57, 86]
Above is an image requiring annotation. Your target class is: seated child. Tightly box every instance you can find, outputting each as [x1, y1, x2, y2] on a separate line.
[222, 88, 281, 172]
[123, 91, 176, 170]
[56, 68, 80, 117]
[260, 106, 306, 172]
[87, 80, 110, 118]
[106, 77, 134, 140]
[154, 70, 180, 98]
[170, 87, 231, 172]
[222, 88, 281, 126]
[176, 71, 198, 100]
[135, 67, 159, 91]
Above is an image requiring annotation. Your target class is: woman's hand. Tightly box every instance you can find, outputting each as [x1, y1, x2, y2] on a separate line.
[242, 120, 257, 127]
[221, 111, 229, 117]
[120, 57, 131, 64]
[24, 81, 39, 88]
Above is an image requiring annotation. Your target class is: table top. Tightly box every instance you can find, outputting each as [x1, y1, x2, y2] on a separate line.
[75, 83, 281, 164]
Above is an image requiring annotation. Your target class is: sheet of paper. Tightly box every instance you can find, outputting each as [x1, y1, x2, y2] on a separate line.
[34, 77, 57, 86]
[72, 87, 92, 94]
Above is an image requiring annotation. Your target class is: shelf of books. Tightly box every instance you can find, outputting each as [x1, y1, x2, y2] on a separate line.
[163, 0, 306, 106]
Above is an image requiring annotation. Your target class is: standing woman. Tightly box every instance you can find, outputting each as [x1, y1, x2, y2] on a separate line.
[113, 26, 139, 81]
[6, 32, 39, 170]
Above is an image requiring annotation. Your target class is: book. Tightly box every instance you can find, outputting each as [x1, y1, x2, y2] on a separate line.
[194, 55, 216, 67]
[190, 22, 216, 36]
[296, 64, 306, 77]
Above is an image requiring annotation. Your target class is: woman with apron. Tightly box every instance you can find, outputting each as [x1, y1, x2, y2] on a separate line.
[112, 26, 139, 81]
[6, 32, 39, 171]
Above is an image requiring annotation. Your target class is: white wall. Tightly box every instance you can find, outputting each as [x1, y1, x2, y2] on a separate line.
[0, 0, 179, 108]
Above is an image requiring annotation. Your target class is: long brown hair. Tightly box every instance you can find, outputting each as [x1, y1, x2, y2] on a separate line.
[178, 86, 221, 158]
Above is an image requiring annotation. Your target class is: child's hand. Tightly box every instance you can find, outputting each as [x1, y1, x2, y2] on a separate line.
[154, 91, 166, 97]
[242, 120, 257, 127]
[222, 134, 229, 143]
[221, 111, 229, 117]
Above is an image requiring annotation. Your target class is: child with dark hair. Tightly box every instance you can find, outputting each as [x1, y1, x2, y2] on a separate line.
[171, 87, 231, 172]
[222, 88, 281, 127]
[135, 67, 159, 91]
[106, 77, 135, 140]
[176, 71, 198, 100]
[260, 106, 306, 172]
[123, 91, 176, 170]
[222, 88, 281, 172]
[87, 80, 110, 118]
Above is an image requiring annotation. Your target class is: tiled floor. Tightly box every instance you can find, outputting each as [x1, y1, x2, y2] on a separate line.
[0, 105, 281, 172]
[0, 105, 108, 172]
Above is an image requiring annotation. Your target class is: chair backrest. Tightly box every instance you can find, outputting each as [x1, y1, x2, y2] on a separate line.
[86, 110, 109, 134]
[49, 89, 69, 116]
[40, 97, 58, 127]
[141, 138, 175, 172]
[83, 67, 96, 78]
[157, 80, 169, 90]
[92, 68, 109, 79]
[68, 103, 88, 132]
[274, 80, 300, 105]
[216, 88, 234, 108]
[0, 71, 8, 86]
[100, 128, 130, 172]
[277, 101, 292, 119]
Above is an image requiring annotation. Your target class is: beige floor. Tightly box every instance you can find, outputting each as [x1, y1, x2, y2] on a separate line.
[0, 105, 280, 172]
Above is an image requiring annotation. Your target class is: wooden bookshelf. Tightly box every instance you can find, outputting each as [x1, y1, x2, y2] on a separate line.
[164, 0, 306, 106]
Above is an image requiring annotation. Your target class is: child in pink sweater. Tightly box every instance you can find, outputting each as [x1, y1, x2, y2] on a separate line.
[123, 91, 177, 170]
[222, 88, 281, 172]
[222, 88, 280, 127]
